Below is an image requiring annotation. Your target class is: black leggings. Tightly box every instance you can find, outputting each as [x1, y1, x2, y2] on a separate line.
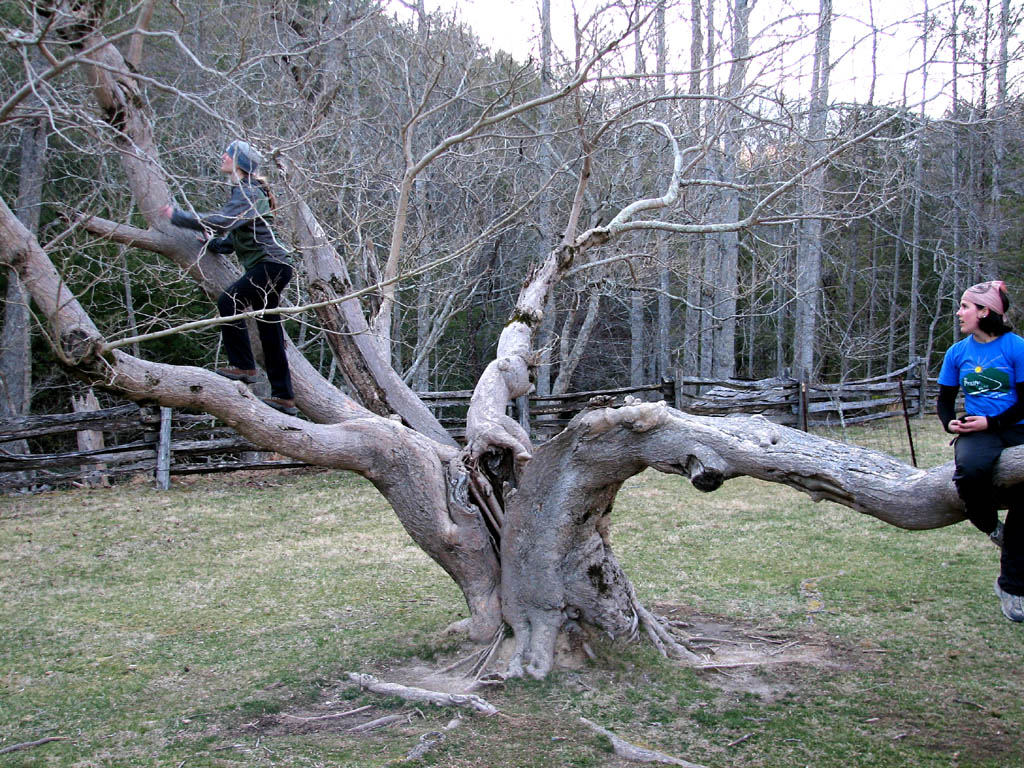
[953, 425, 1024, 595]
[216, 261, 294, 400]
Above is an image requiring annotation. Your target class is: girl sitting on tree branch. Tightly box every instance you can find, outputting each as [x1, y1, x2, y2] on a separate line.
[937, 280, 1024, 623]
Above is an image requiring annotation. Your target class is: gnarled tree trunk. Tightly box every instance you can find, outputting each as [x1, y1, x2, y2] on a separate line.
[496, 396, 1018, 677]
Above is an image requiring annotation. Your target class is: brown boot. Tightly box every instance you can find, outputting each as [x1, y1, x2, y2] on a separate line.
[261, 397, 299, 416]
[215, 366, 258, 384]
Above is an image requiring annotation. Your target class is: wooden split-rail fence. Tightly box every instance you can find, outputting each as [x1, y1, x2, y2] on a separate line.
[0, 405, 307, 492]
[0, 361, 933, 492]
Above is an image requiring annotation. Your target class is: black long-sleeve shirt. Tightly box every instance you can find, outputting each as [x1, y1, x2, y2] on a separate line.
[937, 381, 1024, 433]
[171, 179, 290, 270]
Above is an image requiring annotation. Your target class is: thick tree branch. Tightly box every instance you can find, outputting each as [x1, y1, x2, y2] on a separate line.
[348, 673, 498, 716]
[500, 399, 1022, 677]
[1, 192, 508, 641]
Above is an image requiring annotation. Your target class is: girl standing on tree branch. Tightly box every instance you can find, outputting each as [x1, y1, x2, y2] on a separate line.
[160, 141, 298, 416]
[937, 280, 1024, 622]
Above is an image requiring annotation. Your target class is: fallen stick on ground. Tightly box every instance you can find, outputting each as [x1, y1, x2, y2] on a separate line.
[0, 737, 68, 755]
[696, 659, 804, 670]
[727, 732, 753, 748]
[347, 673, 499, 716]
[348, 713, 409, 733]
[579, 718, 708, 767]
[281, 704, 374, 721]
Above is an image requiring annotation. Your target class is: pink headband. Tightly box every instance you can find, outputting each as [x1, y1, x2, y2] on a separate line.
[962, 281, 1008, 316]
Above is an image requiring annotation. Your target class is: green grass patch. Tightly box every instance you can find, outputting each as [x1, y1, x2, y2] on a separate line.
[1, 421, 1021, 767]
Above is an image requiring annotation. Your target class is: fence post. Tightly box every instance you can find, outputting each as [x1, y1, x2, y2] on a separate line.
[897, 377, 918, 467]
[798, 370, 809, 432]
[71, 387, 109, 487]
[916, 356, 926, 416]
[660, 378, 675, 408]
[516, 393, 530, 439]
[155, 406, 172, 490]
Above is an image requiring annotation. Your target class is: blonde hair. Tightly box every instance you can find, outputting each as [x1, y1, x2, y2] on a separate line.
[245, 171, 277, 215]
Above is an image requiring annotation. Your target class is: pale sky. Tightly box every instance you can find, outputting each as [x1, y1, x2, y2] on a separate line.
[385, 0, 1007, 114]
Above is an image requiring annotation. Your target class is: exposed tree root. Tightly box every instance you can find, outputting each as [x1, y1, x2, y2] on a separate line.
[347, 673, 499, 716]
[468, 625, 507, 682]
[579, 717, 709, 767]
[696, 660, 808, 671]
[435, 646, 487, 676]
[435, 625, 506, 682]
[626, 581, 704, 664]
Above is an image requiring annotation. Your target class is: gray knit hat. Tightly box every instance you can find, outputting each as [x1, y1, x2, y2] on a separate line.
[225, 140, 261, 174]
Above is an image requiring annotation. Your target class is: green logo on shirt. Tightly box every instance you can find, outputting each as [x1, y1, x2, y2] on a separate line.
[963, 366, 1011, 396]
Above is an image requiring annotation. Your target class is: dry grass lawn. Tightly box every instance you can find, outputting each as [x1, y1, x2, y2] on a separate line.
[1, 418, 1022, 767]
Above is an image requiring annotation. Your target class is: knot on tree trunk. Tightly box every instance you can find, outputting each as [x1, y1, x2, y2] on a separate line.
[465, 414, 532, 471]
[688, 460, 725, 492]
[59, 326, 106, 368]
[509, 307, 543, 329]
[555, 243, 576, 269]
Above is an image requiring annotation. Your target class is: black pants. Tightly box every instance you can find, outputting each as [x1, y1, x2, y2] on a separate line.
[953, 425, 1024, 595]
[216, 261, 294, 400]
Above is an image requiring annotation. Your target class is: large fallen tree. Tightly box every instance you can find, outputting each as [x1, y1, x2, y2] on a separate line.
[3, 0, 1021, 680]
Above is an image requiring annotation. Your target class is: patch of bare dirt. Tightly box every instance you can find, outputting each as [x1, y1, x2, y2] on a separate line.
[653, 603, 875, 701]
[245, 606, 874, 744]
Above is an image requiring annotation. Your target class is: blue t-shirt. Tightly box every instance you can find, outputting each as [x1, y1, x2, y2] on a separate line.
[938, 332, 1024, 421]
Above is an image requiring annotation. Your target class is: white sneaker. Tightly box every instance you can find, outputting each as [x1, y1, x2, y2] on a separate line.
[994, 578, 1024, 622]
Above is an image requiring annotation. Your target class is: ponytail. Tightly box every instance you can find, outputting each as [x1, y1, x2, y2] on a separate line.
[252, 175, 277, 215]
[238, 169, 276, 215]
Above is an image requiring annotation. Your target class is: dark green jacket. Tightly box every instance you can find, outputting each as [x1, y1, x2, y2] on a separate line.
[171, 179, 290, 271]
